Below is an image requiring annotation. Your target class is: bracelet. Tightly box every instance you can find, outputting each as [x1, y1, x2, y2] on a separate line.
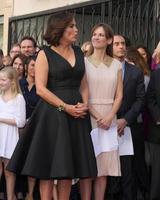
[57, 103, 66, 112]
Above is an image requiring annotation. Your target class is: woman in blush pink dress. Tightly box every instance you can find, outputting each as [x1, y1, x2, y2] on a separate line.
[85, 23, 123, 200]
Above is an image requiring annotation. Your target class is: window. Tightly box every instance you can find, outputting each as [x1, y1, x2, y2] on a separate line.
[8, 0, 160, 51]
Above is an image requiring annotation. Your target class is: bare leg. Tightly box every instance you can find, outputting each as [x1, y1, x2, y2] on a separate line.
[80, 178, 92, 200]
[52, 183, 58, 200]
[25, 177, 36, 200]
[58, 180, 72, 200]
[0, 159, 5, 200]
[94, 176, 107, 200]
[0, 158, 3, 180]
[4, 159, 17, 200]
[40, 180, 53, 200]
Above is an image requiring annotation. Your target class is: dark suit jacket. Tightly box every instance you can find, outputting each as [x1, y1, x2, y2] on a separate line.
[117, 61, 145, 139]
[147, 69, 160, 144]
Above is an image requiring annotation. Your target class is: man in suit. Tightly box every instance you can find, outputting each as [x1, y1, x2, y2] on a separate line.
[112, 35, 147, 200]
[147, 68, 160, 200]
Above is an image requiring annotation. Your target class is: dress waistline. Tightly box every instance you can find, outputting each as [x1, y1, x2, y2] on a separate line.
[89, 98, 114, 105]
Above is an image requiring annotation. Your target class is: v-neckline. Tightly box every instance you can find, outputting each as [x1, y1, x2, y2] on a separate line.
[0, 95, 15, 104]
[50, 46, 77, 69]
[87, 56, 114, 69]
[25, 79, 35, 92]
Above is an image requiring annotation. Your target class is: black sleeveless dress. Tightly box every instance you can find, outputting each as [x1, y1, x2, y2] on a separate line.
[7, 46, 97, 179]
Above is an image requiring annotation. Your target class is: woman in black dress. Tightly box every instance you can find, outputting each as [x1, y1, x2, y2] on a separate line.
[7, 12, 97, 200]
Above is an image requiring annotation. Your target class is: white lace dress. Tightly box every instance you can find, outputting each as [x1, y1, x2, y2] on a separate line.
[0, 94, 26, 159]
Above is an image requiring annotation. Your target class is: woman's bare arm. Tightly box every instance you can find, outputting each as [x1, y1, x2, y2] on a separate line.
[35, 50, 65, 107]
[98, 69, 123, 129]
[35, 50, 85, 118]
[108, 69, 123, 118]
[80, 74, 89, 104]
[0, 118, 17, 126]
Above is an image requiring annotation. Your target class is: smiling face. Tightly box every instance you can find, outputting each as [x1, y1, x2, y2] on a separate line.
[10, 45, 21, 59]
[27, 59, 35, 78]
[21, 39, 36, 56]
[12, 57, 24, 78]
[0, 73, 12, 92]
[61, 19, 78, 44]
[91, 26, 112, 50]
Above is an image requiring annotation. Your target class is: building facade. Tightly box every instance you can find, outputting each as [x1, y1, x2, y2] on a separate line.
[0, 0, 13, 53]
[3, 0, 160, 53]
[1, 0, 92, 53]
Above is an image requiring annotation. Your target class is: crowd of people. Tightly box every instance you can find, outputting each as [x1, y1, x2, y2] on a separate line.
[0, 11, 160, 200]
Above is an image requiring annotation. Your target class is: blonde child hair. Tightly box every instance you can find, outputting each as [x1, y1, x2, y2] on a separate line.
[0, 66, 21, 96]
[152, 41, 160, 64]
[81, 41, 93, 57]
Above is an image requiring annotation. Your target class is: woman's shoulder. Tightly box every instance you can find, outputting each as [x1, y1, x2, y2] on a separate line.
[110, 58, 122, 70]
[39, 45, 53, 58]
[42, 45, 50, 51]
[16, 93, 25, 102]
[19, 78, 27, 86]
[72, 45, 81, 51]
[73, 45, 84, 55]
[84, 56, 94, 68]
[16, 93, 24, 98]
[84, 56, 89, 62]
[111, 57, 122, 65]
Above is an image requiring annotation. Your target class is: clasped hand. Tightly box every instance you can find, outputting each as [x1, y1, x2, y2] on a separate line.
[65, 102, 88, 118]
[96, 114, 113, 130]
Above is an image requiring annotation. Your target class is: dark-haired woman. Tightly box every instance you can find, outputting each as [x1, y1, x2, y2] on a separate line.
[126, 47, 150, 90]
[85, 23, 123, 200]
[19, 56, 39, 200]
[20, 56, 39, 120]
[11, 54, 26, 80]
[136, 45, 152, 71]
[126, 47, 150, 196]
[7, 12, 97, 200]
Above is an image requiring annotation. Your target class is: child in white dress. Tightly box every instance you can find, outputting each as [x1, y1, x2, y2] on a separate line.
[0, 67, 26, 200]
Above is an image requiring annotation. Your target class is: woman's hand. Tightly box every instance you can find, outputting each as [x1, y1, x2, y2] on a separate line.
[96, 114, 114, 130]
[65, 103, 87, 118]
[75, 102, 88, 118]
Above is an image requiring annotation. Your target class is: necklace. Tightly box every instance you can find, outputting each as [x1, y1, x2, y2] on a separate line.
[88, 55, 113, 68]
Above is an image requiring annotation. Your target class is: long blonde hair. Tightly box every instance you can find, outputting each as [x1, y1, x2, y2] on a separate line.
[81, 41, 93, 57]
[0, 66, 21, 96]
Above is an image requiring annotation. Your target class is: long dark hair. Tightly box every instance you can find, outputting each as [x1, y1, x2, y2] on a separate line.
[126, 47, 150, 75]
[11, 54, 27, 77]
[136, 45, 152, 69]
[91, 23, 114, 57]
